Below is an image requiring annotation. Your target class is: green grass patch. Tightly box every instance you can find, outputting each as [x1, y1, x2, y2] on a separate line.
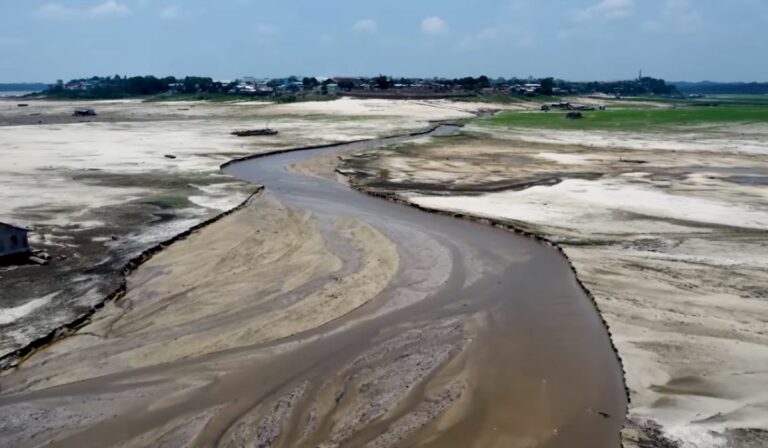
[459, 94, 562, 105]
[612, 95, 768, 107]
[485, 106, 768, 131]
[699, 94, 768, 106]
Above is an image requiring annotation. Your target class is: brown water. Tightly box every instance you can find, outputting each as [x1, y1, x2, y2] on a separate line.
[0, 126, 626, 448]
[223, 126, 628, 447]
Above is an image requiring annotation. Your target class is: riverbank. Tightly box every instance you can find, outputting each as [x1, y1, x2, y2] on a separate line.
[1, 108, 627, 447]
[338, 114, 768, 447]
[0, 97, 486, 365]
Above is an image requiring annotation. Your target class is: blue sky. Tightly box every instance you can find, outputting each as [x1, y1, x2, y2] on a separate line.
[1, 0, 767, 82]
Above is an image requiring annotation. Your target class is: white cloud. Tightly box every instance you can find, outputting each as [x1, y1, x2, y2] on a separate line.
[353, 19, 378, 33]
[35, 1, 130, 20]
[644, 0, 702, 33]
[575, 0, 635, 22]
[89, 0, 130, 18]
[421, 16, 448, 35]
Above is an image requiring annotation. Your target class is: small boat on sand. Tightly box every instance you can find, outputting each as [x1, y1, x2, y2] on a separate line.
[231, 128, 278, 137]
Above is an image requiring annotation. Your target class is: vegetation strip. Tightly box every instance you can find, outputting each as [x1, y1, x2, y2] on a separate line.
[487, 105, 768, 131]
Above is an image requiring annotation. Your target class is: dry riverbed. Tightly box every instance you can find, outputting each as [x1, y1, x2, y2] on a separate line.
[340, 119, 768, 447]
[0, 97, 633, 448]
[0, 97, 478, 366]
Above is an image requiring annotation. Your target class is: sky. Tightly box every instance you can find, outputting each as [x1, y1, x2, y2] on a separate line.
[1, 0, 767, 83]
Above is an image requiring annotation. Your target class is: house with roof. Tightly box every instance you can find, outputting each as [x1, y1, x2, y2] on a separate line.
[0, 222, 30, 259]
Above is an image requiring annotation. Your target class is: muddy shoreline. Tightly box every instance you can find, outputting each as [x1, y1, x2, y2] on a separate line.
[0, 187, 263, 371]
[338, 181, 650, 445]
[222, 126, 628, 446]
[2, 120, 627, 447]
[335, 120, 768, 447]
[1, 98, 469, 365]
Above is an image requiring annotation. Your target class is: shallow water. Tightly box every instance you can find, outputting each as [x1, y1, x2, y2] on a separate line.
[224, 125, 627, 447]
[0, 125, 627, 448]
[728, 176, 768, 186]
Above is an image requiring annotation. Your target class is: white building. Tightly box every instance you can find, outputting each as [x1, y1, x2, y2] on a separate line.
[0, 222, 30, 259]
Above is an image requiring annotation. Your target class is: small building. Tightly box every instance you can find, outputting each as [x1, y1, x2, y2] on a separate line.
[0, 222, 30, 259]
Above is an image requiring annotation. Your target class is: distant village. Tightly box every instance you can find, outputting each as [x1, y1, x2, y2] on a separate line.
[45, 74, 682, 100]
[221, 76, 567, 98]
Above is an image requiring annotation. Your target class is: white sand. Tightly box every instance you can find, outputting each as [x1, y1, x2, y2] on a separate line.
[267, 97, 480, 120]
[0, 292, 59, 325]
[412, 178, 768, 233]
[473, 125, 768, 156]
[345, 121, 768, 447]
[0, 99, 463, 231]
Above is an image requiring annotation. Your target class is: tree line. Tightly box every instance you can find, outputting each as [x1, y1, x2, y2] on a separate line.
[41, 74, 680, 99]
[674, 81, 768, 95]
[46, 75, 226, 99]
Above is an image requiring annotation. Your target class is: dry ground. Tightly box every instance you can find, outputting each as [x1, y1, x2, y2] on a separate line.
[340, 118, 768, 448]
[0, 97, 480, 364]
[2, 194, 472, 448]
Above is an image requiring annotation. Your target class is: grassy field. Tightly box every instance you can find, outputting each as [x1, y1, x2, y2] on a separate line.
[700, 94, 768, 106]
[485, 105, 768, 131]
[458, 94, 561, 105]
[602, 95, 768, 107]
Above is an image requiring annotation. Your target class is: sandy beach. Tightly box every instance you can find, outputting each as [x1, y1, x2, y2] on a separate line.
[0, 98, 476, 365]
[0, 98, 628, 448]
[4, 96, 766, 447]
[340, 116, 768, 447]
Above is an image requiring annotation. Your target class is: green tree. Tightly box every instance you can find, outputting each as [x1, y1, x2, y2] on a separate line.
[374, 75, 390, 90]
[540, 77, 555, 95]
[338, 80, 355, 90]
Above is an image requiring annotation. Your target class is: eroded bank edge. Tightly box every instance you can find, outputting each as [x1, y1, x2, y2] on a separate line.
[0, 123, 451, 373]
[2, 121, 649, 446]
[335, 175, 645, 447]
[0, 187, 264, 372]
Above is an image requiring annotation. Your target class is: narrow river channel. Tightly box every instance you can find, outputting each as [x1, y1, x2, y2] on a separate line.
[0, 125, 626, 448]
[223, 125, 628, 447]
